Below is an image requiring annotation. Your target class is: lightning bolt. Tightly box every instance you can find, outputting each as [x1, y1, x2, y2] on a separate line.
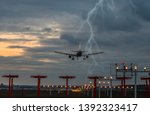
[84, 0, 137, 75]
[85, 0, 105, 75]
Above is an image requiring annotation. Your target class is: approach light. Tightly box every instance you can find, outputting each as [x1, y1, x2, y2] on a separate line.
[115, 63, 119, 70]
[134, 66, 137, 70]
[144, 67, 147, 71]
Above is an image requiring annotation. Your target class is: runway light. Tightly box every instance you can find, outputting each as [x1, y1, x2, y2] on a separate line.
[71, 88, 82, 93]
[144, 67, 147, 71]
[116, 66, 119, 70]
[134, 66, 137, 70]
[116, 64, 119, 70]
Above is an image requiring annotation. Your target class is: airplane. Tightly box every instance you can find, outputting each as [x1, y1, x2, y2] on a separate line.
[54, 44, 104, 60]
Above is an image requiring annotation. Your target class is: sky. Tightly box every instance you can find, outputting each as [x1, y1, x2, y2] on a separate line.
[0, 0, 150, 86]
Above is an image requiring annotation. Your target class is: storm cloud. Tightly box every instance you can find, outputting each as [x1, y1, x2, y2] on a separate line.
[0, 0, 150, 85]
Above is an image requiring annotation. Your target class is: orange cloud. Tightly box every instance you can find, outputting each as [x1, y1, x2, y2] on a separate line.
[0, 32, 38, 40]
[0, 30, 60, 57]
[0, 32, 41, 56]
[0, 42, 23, 56]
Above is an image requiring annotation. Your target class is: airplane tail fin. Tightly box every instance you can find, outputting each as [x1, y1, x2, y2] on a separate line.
[71, 42, 86, 52]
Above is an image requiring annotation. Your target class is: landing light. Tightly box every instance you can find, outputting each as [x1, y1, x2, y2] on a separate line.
[116, 66, 119, 70]
[144, 67, 147, 71]
[134, 66, 137, 70]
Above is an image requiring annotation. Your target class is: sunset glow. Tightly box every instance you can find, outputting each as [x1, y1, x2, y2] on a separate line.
[0, 32, 41, 56]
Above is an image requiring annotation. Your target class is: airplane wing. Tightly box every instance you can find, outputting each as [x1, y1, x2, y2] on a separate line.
[54, 51, 76, 56]
[84, 52, 104, 56]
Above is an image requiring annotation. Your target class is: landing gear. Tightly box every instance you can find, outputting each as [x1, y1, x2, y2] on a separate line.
[68, 55, 72, 58]
[83, 55, 89, 60]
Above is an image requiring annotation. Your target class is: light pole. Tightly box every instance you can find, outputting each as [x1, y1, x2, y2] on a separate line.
[134, 66, 137, 98]
[115, 63, 150, 98]
[141, 77, 150, 97]
[59, 76, 76, 97]
[110, 76, 113, 98]
[88, 76, 100, 98]
[2, 75, 19, 97]
[90, 81, 93, 98]
[31, 75, 47, 97]
[49, 85, 52, 96]
[98, 81, 101, 98]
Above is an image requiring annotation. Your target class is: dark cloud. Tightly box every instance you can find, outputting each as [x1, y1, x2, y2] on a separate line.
[23, 26, 31, 31]
[39, 38, 69, 47]
[41, 27, 52, 33]
[90, 0, 141, 32]
[133, 0, 150, 21]
[0, 0, 97, 19]
[60, 34, 79, 45]
[7, 45, 29, 49]
[25, 46, 57, 53]
[0, 38, 33, 42]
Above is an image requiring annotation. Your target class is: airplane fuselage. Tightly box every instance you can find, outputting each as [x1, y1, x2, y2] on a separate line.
[76, 51, 83, 57]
